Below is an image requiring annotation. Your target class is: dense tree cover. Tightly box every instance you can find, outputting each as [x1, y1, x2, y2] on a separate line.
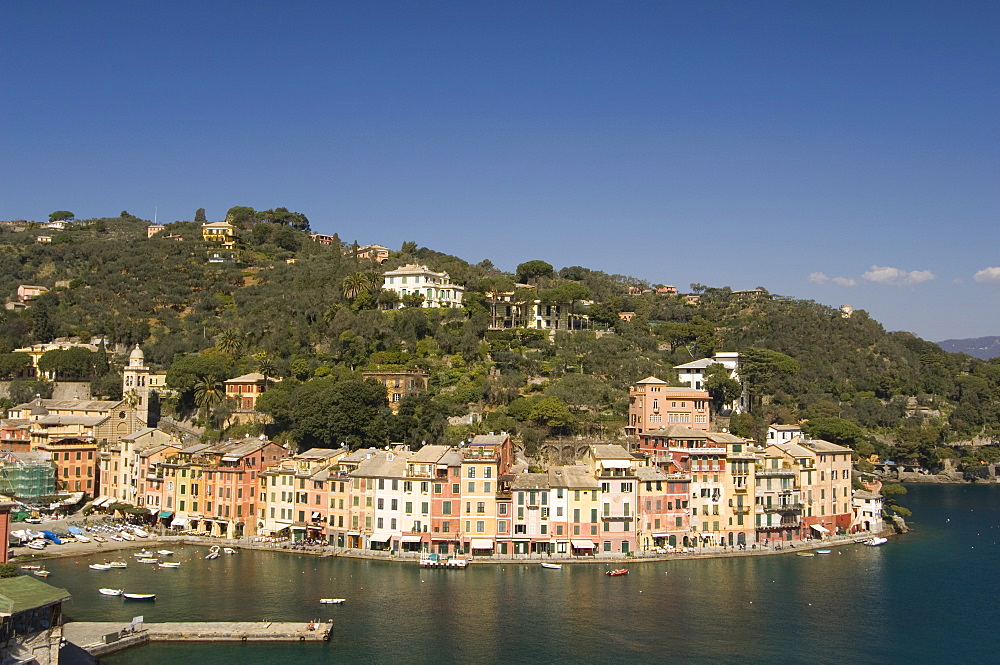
[1, 213, 999, 469]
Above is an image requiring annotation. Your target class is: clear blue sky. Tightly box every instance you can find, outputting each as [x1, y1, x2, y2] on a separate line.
[3, 1, 997, 341]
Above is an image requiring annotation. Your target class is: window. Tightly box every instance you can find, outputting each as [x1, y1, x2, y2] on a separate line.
[405, 502, 413, 514]
[477, 502, 485, 514]
[621, 482, 633, 492]
[468, 482, 475, 493]
[484, 467, 492, 478]
[476, 520, 485, 533]
[468, 467, 476, 478]
[377, 498, 384, 509]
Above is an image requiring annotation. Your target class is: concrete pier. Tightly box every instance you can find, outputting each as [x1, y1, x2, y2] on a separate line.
[63, 620, 331, 657]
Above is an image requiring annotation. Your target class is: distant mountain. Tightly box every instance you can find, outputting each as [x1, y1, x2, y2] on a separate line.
[937, 336, 1000, 360]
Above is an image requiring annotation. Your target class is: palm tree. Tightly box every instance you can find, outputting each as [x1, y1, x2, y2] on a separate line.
[193, 374, 225, 420]
[216, 329, 243, 355]
[256, 357, 277, 383]
[342, 272, 368, 300]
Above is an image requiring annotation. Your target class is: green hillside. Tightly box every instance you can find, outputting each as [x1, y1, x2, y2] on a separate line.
[1, 211, 997, 477]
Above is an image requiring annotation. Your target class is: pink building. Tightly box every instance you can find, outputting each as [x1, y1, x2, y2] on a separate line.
[627, 377, 710, 435]
[587, 445, 639, 555]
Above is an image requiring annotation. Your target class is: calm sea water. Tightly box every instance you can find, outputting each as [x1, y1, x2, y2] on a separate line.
[43, 483, 998, 664]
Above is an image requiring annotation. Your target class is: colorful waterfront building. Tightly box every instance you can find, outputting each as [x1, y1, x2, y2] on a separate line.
[551, 465, 601, 556]
[458, 434, 514, 555]
[587, 445, 639, 555]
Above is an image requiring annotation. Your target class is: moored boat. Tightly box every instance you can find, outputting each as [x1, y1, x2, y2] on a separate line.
[158, 561, 181, 568]
[19, 564, 40, 570]
[606, 568, 628, 576]
[109, 561, 128, 568]
[99, 588, 123, 596]
[320, 598, 345, 604]
[864, 537, 888, 546]
[34, 568, 50, 577]
[89, 563, 112, 570]
[540, 563, 562, 569]
[817, 549, 832, 554]
[797, 552, 816, 557]
[137, 557, 159, 564]
[26, 540, 47, 550]
[156, 550, 174, 556]
[123, 593, 156, 601]
[223, 547, 237, 555]
[132, 527, 148, 538]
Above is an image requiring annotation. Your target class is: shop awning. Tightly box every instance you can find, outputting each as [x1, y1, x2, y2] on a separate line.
[811, 524, 829, 534]
[157, 511, 173, 519]
[401, 535, 422, 543]
[170, 517, 188, 528]
[291, 525, 307, 531]
[571, 539, 596, 549]
[369, 532, 391, 543]
[93, 496, 111, 507]
[651, 533, 671, 538]
[431, 535, 458, 540]
[512, 538, 531, 542]
[470, 538, 493, 550]
[347, 531, 361, 536]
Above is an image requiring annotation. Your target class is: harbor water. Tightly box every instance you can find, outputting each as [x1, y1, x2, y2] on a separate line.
[40, 483, 998, 664]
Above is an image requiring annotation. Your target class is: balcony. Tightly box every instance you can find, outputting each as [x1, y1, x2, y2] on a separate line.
[733, 486, 748, 493]
[763, 503, 802, 513]
[600, 515, 634, 522]
[733, 506, 751, 515]
[756, 468, 796, 478]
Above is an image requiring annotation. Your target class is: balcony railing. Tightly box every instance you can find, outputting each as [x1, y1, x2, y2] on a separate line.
[762, 503, 802, 513]
[756, 468, 796, 477]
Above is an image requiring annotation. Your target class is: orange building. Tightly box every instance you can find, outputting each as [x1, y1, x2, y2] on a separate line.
[38, 437, 97, 494]
[626, 377, 711, 435]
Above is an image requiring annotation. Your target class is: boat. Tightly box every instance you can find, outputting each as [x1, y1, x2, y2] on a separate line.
[320, 598, 346, 604]
[540, 563, 562, 570]
[223, 547, 237, 555]
[89, 563, 112, 570]
[158, 561, 181, 568]
[134, 550, 153, 557]
[40, 530, 63, 545]
[156, 550, 174, 556]
[26, 540, 47, 550]
[132, 527, 148, 538]
[93, 536, 107, 543]
[606, 569, 628, 576]
[99, 588, 123, 596]
[119, 531, 135, 541]
[19, 564, 40, 570]
[797, 552, 816, 557]
[123, 593, 156, 601]
[111, 535, 124, 542]
[74, 535, 91, 543]
[864, 537, 888, 547]
[817, 549, 832, 555]
[205, 552, 219, 560]
[34, 568, 50, 577]
[137, 557, 159, 564]
[109, 561, 128, 568]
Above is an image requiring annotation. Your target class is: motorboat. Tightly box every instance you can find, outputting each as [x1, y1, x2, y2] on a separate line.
[223, 547, 237, 555]
[109, 561, 128, 568]
[89, 563, 112, 570]
[26, 540, 47, 550]
[156, 550, 174, 556]
[123, 593, 156, 601]
[111, 535, 124, 542]
[99, 588, 123, 596]
[119, 532, 135, 541]
[817, 549, 832, 555]
[19, 564, 40, 570]
[134, 550, 153, 558]
[797, 552, 816, 557]
[132, 528, 148, 538]
[320, 598, 345, 604]
[93, 536, 107, 543]
[605, 569, 628, 576]
[137, 557, 159, 564]
[34, 568, 51, 577]
[540, 563, 562, 569]
[158, 561, 181, 568]
[74, 535, 91, 543]
[864, 537, 888, 546]
[205, 552, 219, 560]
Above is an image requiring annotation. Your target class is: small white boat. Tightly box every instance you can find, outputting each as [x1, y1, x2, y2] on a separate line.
[74, 535, 91, 543]
[99, 588, 123, 596]
[34, 568, 51, 577]
[540, 563, 562, 569]
[119, 532, 135, 541]
[19, 564, 40, 570]
[134, 550, 153, 558]
[123, 593, 155, 601]
[137, 557, 159, 564]
[109, 561, 128, 568]
[158, 562, 181, 568]
[111, 535, 124, 542]
[797, 552, 815, 557]
[89, 563, 112, 570]
[157, 550, 174, 556]
[223, 547, 237, 555]
[132, 528, 149, 538]
[817, 549, 832, 555]
[864, 537, 888, 547]
[93, 536, 107, 543]
[205, 552, 219, 560]
[26, 540, 47, 550]
[320, 598, 345, 604]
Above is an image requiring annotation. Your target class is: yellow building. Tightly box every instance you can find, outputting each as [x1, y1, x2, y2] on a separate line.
[201, 221, 236, 249]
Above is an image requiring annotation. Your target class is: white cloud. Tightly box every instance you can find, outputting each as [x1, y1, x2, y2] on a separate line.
[808, 272, 829, 284]
[832, 277, 857, 286]
[862, 265, 935, 286]
[973, 267, 1000, 283]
